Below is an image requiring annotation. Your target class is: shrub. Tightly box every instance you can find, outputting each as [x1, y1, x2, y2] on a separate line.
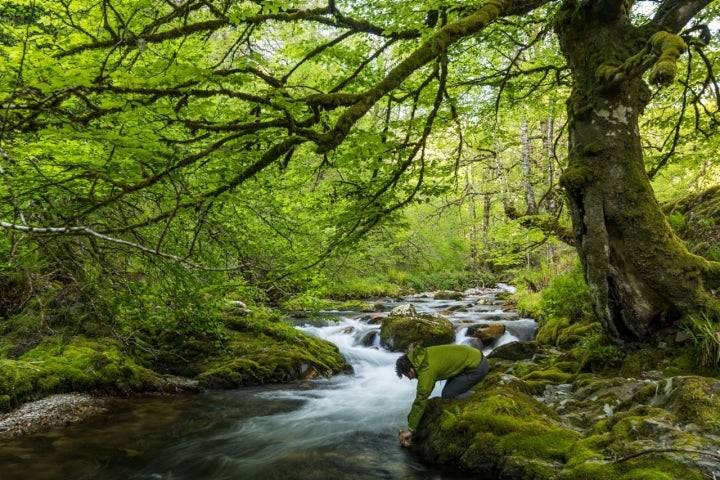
[666, 211, 686, 231]
[539, 263, 592, 322]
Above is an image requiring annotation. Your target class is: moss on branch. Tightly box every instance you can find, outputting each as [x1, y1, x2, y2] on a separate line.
[505, 206, 575, 246]
[313, 0, 553, 153]
[595, 30, 686, 87]
[648, 31, 686, 86]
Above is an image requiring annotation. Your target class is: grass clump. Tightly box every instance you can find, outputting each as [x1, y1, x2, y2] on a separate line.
[682, 312, 720, 368]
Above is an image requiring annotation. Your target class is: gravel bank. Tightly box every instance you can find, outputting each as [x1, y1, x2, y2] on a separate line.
[0, 393, 106, 439]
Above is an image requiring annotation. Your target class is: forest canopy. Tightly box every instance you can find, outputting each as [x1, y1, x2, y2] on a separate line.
[0, 0, 719, 344]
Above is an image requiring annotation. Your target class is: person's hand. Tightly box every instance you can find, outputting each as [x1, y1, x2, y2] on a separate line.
[398, 430, 412, 447]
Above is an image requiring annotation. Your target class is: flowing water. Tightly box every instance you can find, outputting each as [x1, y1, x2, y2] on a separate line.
[0, 286, 536, 480]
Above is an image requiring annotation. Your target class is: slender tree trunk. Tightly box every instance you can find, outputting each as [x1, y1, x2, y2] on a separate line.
[521, 117, 538, 214]
[542, 112, 557, 263]
[542, 106, 557, 215]
[555, 8, 720, 343]
[466, 167, 479, 273]
[482, 193, 491, 246]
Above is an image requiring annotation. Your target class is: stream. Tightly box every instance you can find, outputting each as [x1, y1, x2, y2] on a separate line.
[0, 286, 537, 480]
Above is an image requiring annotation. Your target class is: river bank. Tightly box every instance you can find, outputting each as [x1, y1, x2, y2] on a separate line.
[0, 393, 106, 440]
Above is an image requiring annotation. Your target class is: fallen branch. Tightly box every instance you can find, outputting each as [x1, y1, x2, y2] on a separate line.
[613, 446, 720, 463]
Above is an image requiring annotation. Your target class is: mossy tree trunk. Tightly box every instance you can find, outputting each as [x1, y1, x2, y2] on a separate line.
[554, 2, 720, 343]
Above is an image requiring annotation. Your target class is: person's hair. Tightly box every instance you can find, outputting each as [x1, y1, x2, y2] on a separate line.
[395, 354, 413, 378]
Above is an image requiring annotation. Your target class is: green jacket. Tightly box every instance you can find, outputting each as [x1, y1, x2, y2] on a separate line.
[406, 344, 482, 431]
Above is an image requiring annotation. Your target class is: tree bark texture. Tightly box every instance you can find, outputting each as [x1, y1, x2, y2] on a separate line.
[554, 1, 720, 343]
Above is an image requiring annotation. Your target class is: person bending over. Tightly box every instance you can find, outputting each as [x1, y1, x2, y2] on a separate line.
[396, 343, 489, 447]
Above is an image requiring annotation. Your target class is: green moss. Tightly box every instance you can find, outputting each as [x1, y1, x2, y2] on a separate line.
[668, 346, 703, 374]
[595, 62, 622, 83]
[620, 469, 677, 480]
[523, 367, 576, 385]
[454, 431, 498, 465]
[619, 350, 644, 377]
[0, 311, 45, 358]
[0, 359, 36, 407]
[0, 336, 163, 411]
[619, 344, 703, 378]
[559, 461, 620, 480]
[0, 338, 13, 358]
[496, 425, 579, 460]
[280, 295, 370, 312]
[0, 307, 348, 411]
[536, 315, 569, 345]
[433, 290, 464, 300]
[560, 322, 599, 349]
[504, 456, 559, 479]
[420, 378, 582, 474]
[565, 433, 613, 467]
[661, 376, 720, 430]
[648, 31, 686, 86]
[522, 379, 550, 395]
[606, 407, 672, 437]
[562, 433, 703, 479]
[582, 141, 605, 156]
[196, 327, 346, 388]
[537, 315, 598, 350]
[619, 460, 704, 480]
[562, 405, 707, 480]
[560, 162, 597, 190]
[554, 359, 584, 373]
[380, 313, 455, 352]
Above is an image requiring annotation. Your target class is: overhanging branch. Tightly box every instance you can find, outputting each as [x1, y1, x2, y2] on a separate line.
[0, 220, 246, 271]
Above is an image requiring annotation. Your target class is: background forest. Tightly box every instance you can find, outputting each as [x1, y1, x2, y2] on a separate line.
[0, 0, 719, 406]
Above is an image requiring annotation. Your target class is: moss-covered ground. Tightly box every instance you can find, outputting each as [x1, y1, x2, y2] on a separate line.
[0, 307, 347, 412]
[412, 314, 720, 479]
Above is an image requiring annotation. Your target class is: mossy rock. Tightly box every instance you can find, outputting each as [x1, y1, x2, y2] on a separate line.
[379, 306, 455, 352]
[536, 315, 598, 349]
[195, 328, 348, 388]
[488, 340, 543, 361]
[0, 308, 348, 412]
[433, 290, 464, 300]
[619, 343, 701, 378]
[655, 375, 720, 430]
[561, 415, 707, 480]
[415, 371, 581, 477]
[521, 367, 577, 395]
[0, 337, 177, 411]
[413, 353, 720, 479]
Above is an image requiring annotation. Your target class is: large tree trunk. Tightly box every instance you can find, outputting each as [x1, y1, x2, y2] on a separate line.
[554, 6, 720, 343]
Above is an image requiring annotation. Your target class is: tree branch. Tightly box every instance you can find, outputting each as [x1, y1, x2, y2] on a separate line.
[505, 205, 575, 246]
[0, 220, 245, 270]
[314, 0, 548, 153]
[654, 0, 717, 32]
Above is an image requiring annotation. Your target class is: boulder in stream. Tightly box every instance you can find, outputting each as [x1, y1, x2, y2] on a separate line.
[379, 304, 455, 352]
[466, 322, 506, 345]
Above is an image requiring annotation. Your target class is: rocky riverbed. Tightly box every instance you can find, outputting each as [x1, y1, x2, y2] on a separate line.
[0, 393, 106, 439]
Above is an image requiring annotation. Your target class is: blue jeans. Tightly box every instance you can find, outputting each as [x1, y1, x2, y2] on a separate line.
[441, 356, 489, 399]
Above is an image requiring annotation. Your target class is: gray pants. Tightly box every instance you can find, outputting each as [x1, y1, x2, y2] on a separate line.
[441, 356, 489, 399]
